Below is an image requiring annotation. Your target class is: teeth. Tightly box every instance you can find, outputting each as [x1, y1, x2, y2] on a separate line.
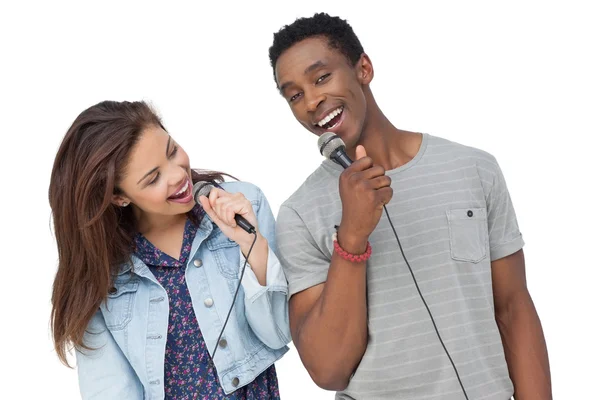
[174, 181, 189, 196]
[318, 107, 343, 127]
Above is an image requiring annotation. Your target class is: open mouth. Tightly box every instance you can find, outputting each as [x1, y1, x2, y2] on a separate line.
[316, 106, 344, 130]
[167, 179, 192, 202]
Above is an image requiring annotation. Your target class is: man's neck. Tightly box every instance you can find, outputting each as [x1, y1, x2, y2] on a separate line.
[351, 97, 422, 171]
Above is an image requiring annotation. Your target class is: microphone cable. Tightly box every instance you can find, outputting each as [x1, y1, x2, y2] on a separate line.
[383, 205, 469, 400]
[210, 232, 258, 360]
[194, 180, 259, 360]
[318, 132, 469, 398]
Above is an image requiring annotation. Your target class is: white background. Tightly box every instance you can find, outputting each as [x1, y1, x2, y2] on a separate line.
[1, 1, 598, 398]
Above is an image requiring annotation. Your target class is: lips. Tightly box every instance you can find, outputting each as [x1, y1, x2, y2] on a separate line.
[167, 178, 193, 204]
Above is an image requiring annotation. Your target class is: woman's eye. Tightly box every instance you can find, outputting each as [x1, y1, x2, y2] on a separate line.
[149, 173, 160, 185]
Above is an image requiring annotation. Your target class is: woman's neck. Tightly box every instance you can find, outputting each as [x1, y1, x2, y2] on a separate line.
[135, 209, 188, 237]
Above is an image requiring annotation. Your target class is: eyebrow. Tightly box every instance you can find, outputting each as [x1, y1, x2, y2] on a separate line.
[136, 136, 172, 185]
[278, 60, 327, 94]
[305, 60, 326, 74]
[137, 167, 159, 185]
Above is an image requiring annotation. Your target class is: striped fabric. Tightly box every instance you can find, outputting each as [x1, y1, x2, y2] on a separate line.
[276, 134, 523, 400]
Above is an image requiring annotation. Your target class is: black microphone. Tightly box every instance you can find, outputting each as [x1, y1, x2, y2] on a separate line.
[317, 132, 353, 168]
[193, 181, 256, 234]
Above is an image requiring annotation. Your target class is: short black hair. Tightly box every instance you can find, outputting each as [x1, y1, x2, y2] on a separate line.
[269, 13, 365, 82]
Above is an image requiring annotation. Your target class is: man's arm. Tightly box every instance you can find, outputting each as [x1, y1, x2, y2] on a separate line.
[285, 146, 392, 390]
[492, 249, 552, 399]
[289, 240, 369, 391]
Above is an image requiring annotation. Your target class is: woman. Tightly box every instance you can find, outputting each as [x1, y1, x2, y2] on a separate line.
[49, 100, 290, 399]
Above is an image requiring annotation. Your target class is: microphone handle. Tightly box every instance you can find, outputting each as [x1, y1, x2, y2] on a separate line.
[235, 214, 256, 234]
[332, 148, 354, 169]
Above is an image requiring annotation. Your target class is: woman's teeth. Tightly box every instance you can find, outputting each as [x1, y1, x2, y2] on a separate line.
[171, 181, 189, 198]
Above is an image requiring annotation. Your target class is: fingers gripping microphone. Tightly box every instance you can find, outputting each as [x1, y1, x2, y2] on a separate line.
[193, 181, 256, 234]
[318, 132, 354, 168]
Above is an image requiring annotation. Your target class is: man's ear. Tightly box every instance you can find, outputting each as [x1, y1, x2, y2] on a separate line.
[356, 53, 374, 85]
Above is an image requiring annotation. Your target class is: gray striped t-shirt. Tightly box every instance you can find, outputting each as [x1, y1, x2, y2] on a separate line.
[276, 134, 523, 400]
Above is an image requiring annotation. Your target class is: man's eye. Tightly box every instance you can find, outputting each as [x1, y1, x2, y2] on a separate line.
[316, 73, 331, 84]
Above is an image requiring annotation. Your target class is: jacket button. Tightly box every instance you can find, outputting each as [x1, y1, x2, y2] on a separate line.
[108, 287, 117, 295]
[193, 259, 203, 267]
[204, 298, 214, 307]
[467, 210, 473, 217]
[232, 377, 239, 387]
[219, 338, 228, 348]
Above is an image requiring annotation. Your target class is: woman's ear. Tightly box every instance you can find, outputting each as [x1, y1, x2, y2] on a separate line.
[112, 194, 131, 207]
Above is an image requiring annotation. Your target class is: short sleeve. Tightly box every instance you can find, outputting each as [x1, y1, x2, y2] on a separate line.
[479, 156, 525, 261]
[275, 205, 330, 297]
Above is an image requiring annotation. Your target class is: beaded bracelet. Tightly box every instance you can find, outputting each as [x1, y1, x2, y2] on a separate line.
[332, 232, 372, 262]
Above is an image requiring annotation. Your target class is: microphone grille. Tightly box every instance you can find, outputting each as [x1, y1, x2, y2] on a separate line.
[193, 181, 214, 202]
[317, 132, 346, 160]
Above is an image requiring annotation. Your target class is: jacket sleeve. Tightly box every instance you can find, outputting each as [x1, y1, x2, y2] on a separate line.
[239, 186, 291, 350]
[76, 310, 144, 399]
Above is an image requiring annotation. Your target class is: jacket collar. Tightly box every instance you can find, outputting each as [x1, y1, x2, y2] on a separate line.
[117, 214, 216, 276]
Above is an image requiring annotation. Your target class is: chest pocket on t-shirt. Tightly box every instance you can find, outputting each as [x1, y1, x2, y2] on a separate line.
[446, 208, 488, 263]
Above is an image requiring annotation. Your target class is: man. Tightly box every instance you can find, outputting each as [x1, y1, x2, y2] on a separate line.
[269, 12, 551, 400]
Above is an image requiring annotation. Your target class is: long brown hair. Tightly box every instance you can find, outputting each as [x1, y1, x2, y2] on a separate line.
[49, 100, 224, 366]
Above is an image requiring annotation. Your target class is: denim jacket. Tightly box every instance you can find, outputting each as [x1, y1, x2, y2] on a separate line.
[76, 182, 290, 399]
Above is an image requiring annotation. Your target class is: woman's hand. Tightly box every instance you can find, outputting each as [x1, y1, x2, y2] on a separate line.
[199, 187, 268, 284]
[198, 188, 261, 254]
